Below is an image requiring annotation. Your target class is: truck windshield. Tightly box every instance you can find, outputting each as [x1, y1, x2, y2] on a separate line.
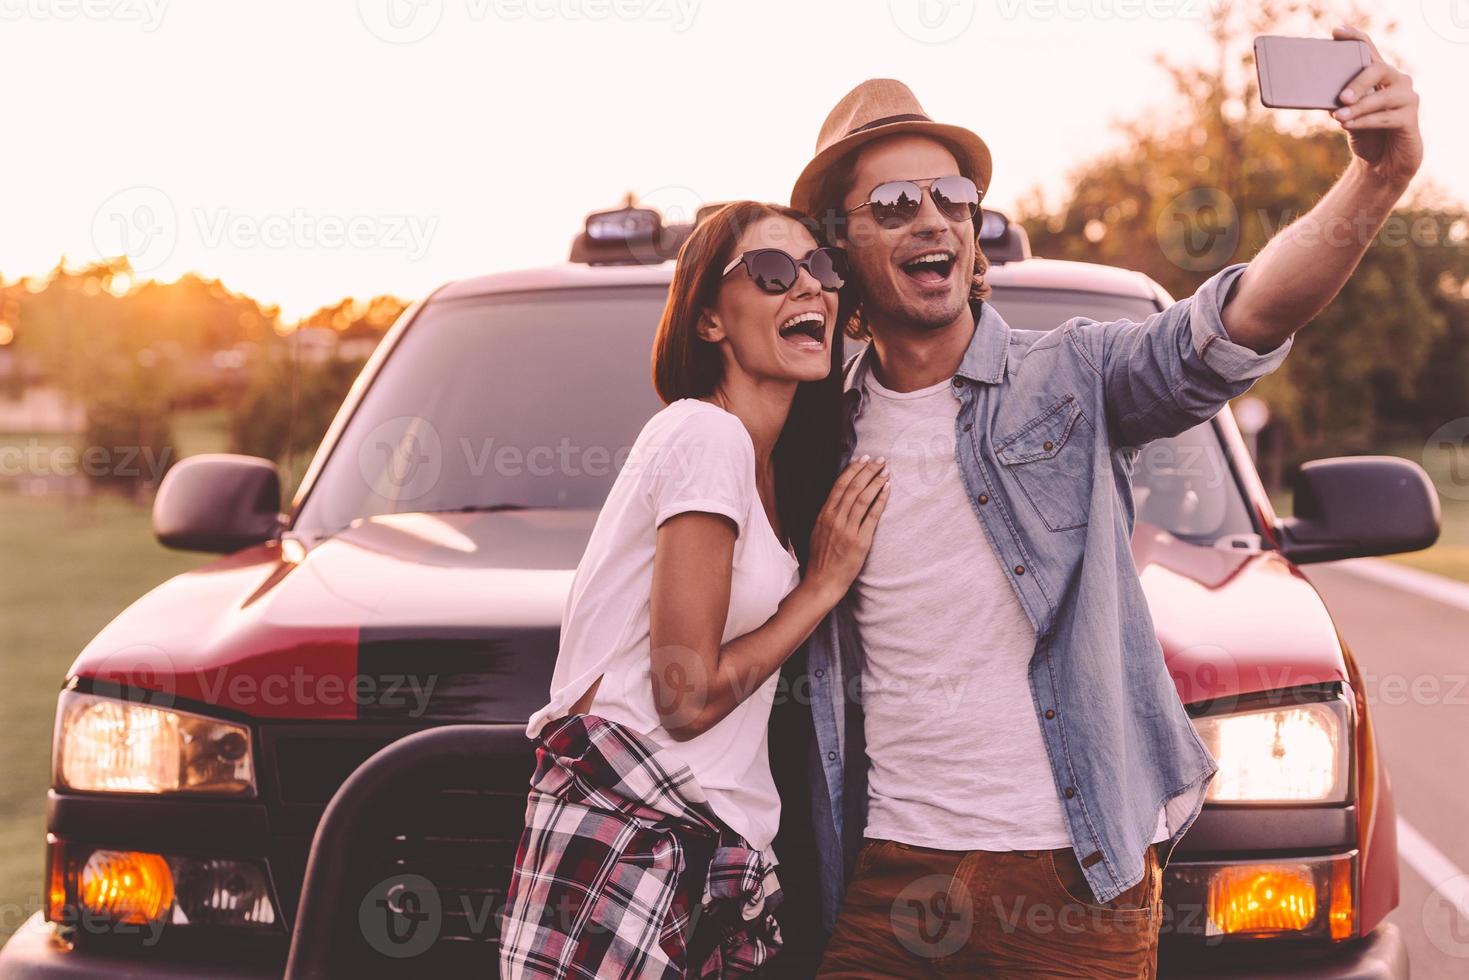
[292, 284, 1254, 545]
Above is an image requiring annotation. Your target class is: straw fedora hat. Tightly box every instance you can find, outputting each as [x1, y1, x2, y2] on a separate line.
[790, 79, 992, 219]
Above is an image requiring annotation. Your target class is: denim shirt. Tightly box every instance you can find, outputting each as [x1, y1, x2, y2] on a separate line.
[802, 261, 1294, 934]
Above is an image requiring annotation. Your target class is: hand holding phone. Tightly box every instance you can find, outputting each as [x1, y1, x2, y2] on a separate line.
[1254, 35, 1370, 110]
[1254, 27, 1422, 200]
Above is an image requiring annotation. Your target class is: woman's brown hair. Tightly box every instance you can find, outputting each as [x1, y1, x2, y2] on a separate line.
[650, 201, 851, 568]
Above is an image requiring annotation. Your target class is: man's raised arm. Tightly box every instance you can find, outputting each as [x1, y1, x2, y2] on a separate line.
[1221, 25, 1424, 353]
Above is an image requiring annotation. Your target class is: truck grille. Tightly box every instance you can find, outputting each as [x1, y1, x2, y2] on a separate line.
[260, 723, 535, 975]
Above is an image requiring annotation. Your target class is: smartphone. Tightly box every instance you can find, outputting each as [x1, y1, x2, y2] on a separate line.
[1254, 35, 1370, 110]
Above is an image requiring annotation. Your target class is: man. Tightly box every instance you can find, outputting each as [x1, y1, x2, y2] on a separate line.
[787, 26, 1421, 978]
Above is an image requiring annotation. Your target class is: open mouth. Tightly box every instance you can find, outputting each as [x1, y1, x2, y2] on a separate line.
[900, 250, 956, 287]
[778, 311, 826, 351]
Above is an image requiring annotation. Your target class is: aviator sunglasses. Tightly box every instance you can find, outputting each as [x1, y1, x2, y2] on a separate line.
[721, 246, 849, 295]
[844, 175, 982, 229]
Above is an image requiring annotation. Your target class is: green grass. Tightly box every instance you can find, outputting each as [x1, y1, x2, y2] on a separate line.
[1383, 441, 1469, 582]
[169, 406, 232, 460]
[0, 406, 233, 942]
[1384, 501, 1469, 581]
[0, 493, 209, 940]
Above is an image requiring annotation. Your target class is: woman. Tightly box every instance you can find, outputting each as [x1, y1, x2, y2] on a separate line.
[498, 201, 889, 979]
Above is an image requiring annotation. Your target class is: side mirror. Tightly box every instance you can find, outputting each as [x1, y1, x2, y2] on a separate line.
[1277, 456, 1440, 565]
[153, 454, 283, 553]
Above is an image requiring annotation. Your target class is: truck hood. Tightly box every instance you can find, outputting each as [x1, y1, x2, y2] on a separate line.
[1133, 523, 1347, 707]
[71, 512, 1347, 722]
[71, 510, 596, 721]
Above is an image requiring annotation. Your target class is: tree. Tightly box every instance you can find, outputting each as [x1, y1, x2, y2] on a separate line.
[1014, 0, 1468, 468]
[223, 294, 407, 499]
[15, 258, 283, 493]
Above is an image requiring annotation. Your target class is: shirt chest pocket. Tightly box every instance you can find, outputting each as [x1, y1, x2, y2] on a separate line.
[993, 394, 1095, 532]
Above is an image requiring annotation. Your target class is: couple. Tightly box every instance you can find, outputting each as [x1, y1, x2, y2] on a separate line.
[501, 30, 1422, 979]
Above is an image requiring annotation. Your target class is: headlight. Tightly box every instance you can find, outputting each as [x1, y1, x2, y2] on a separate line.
[1192, 693, 1350, 803]
[54, 690, 255, 796]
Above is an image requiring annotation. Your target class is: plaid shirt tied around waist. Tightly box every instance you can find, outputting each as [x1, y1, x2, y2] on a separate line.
[498, 713, 783, 979]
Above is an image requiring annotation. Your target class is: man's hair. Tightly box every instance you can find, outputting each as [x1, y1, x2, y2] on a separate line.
[810, 140, 993, 342]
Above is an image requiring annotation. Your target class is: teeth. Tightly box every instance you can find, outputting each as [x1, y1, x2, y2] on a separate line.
[906, 251, 953, 266]
[780, 311, 825, 330]
[778, 310, 825, 349]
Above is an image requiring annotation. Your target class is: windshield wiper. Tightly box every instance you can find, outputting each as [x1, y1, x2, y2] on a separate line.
[414, 503, 533, 514]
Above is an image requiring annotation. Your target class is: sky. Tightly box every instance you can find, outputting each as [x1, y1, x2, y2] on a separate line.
[2, 0, 1466, 321]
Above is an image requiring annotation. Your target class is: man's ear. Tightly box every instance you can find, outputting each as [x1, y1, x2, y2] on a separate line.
[696, 309, 725, 344]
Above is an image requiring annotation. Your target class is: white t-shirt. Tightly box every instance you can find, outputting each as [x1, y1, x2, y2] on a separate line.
[526, 398, 801, 849]
[852, 369, 1168, 849]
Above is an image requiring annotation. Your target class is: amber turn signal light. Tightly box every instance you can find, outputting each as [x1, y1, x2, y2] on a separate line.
[76, 850, 175, 926]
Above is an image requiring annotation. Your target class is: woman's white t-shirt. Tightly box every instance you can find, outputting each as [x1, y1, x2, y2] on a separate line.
[526, 398, 801, 849]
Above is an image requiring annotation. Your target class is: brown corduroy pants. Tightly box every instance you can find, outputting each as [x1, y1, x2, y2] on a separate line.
[814, 838, 1164, 979]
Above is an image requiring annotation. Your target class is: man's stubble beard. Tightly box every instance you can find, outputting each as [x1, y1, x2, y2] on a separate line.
[848, 242, 972, 336]
[861, 277, 968, 334]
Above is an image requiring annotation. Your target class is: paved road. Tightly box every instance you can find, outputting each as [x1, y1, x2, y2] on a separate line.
[1304, 561, 1469, 980]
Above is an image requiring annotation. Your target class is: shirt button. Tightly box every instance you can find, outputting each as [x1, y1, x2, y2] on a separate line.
[828, 751, 838, 761]
[952, 378, 962, 388]
[1043, 441, 1054, 451]
[1065, 787, 1076, 799]
[1045, 709, 1056, 720]
[963, 422, 973, 432]
[977, 494, 989, 505]
[1014, 565, 1026, 575]
[814, 668, 825, 679]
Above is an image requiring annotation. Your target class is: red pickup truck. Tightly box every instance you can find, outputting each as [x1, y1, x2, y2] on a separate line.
[0, 207, 1435, 978]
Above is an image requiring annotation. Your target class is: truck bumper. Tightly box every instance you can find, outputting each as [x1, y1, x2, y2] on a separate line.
[0, 915, 281, 980]
[2, 912, 1409, 979]
[1161, 923, 1408, 979]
